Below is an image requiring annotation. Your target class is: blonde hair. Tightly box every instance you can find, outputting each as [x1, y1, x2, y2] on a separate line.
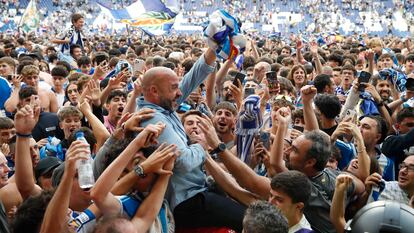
[367, 38, 383, 49]
[21, 65, 40, 76]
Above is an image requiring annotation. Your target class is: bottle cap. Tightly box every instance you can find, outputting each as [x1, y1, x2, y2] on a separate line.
[75, 131, 84, 139]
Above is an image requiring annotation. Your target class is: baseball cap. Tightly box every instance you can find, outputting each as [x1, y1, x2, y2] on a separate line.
[35, 156, 62, 181]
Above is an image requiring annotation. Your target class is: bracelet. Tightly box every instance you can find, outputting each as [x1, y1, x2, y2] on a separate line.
[16, 132, 32, 138]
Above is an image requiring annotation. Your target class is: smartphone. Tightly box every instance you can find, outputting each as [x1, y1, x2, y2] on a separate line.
[244, 87, 255, 97]
[121, 63, 129, 71]
[259, 131, 271, 150]
[405, 78, 414, 92]
[292, 125, 304, 132]
[95, 54, 107, 65]
[233, 72, 246, 87]
[266, 71, 278, 89]
[358, 71, 371, 91]
[132, 59, 145, 74]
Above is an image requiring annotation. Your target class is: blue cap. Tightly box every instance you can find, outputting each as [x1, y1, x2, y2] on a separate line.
[75, 131, 84, 139]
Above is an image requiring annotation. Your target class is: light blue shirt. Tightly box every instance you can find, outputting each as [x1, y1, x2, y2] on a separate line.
[137, 54, 215, 209]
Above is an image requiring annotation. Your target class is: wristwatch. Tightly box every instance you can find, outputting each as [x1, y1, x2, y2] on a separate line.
[210, 142, 226, 155]
[134, 165, 147, 178]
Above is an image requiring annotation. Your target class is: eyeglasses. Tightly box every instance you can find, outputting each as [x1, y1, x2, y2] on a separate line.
[399, 163, 414, 172]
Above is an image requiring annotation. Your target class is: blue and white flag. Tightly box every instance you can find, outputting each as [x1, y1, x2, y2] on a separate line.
[97, 0, 178, 36]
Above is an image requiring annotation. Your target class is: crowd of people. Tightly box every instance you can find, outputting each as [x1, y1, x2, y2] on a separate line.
[0, 7, 414, 233]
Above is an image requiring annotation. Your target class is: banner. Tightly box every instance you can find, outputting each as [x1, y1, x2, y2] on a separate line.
[97, 0, 178, 36]
[19, 0, 40, 33]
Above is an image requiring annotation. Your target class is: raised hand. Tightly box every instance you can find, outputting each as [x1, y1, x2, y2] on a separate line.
[65, 140, 90, 177]
[309, 41, 318, 55]
[11, 75, 23, 89]
[195, 115, 221, 150]
[275, 107, 291, 124]
[93, 60, 110, 80]
[141, 143, 178, 175]
[87, 80, 102, 106]
[136, 123, 166, 148]
[300, 85, 317, 103]
[0, 144, 10, 156]
[335, 174, 353, 191]
[14, 103, 40, 135]
[123, 108, 156, 132]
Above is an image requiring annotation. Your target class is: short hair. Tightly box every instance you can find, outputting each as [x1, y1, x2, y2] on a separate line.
[71, 13, 84, 23]
[106, 89, 127, 104]
[135, 45, 147, 56]
[243, 56, 257, 70]
[57, 106, 83, 121]
[0, 56, 16, 67]
[243, 201, 289, 233]
[270, 170, 312, 205]
[92, 214, 133, 233]
[77, 56, 91, 67]
[313, 74, 333, 93]
[51, 65, 69, 78]
[405, 54, 414, 63]
[21, 65, 39, 76]
[361, 115, 388, 144]
[56, 60, 72, 72]
[396, 107, 414, 123]
[213, 101, 238, 116]
[278, 76, 295, 94]
[303, 130, 332, 171]
[327, 53, 343, 66]
[11, 190, 54, 233]
[314, 94, 341, 119]
[76, 75, 91, 92]
[181, 110, 203, 124]
[162, 61, 176, 70]
[67, 127, 97, 152]
[19, 86, 37, 100]
[291, 109, 304, 122]
[341, 64, 357, 77]
[378, 53, 392, 61]
[367, 38, 383, 49]
[0, 117, 14, 130]
[70, 44, 82, 57]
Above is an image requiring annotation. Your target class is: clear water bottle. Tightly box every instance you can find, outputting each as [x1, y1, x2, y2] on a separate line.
[75, 131, 95, 190]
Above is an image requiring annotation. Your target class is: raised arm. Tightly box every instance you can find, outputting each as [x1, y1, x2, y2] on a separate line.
[4, 76, 22, 113]
[39, 141, 90, 233]
[330, 174, 353, 233]
[205, 72, 217, 110]
[14, 104, 42, 200]
[132, 156, 176, 233]
[310, 41, 322, 75]
[269, 107, 290, 174]
[215, 60, 233, 94]
[301, 85, 319, 131]
[204, 153, 259, 205]
[196, 115, 271, 199]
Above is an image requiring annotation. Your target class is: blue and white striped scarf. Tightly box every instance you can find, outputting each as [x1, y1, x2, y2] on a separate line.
[236, 95, 262, 164]
[60, 25, 84, 54]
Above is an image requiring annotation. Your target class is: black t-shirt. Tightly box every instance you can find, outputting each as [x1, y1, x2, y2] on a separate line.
[321, 124, 338, 136]
[304, 168, 355, 233]
[32, 112, 64, 142]
[0, 201, 9, 233]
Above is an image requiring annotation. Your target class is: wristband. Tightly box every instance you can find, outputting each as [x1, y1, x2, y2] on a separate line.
[16, 132, 32, 138]
[375, 100, 384, 107]
[401, 95, 408, 102]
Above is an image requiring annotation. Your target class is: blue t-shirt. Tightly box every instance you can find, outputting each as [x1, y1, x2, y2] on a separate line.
[0, 76, 11, 112]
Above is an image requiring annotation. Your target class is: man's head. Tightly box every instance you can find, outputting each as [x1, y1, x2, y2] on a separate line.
[359, 115, 388, 148]
[71, 13, 85, 30]
[243, 201, 288, 233]
[372, 76, 391, 101]
[0, 117, 15, 144]
[35, 156, 61, 190]
[340, 64, 357, 87]
[286, 130, 331, 175]
[213, 101, 237, 135]
[106, 90, 127, 120]
[314, 94, 341, 120]
[269, 171, 311, 226]
[58, 106, 83, 139]
[398, 155, 414, 195]
[313, 74, 334, 94]
[0, 56, 15, 77]
[11, 190, 54, 233]
[142, 67, 182, 111]
[221, 77, 235, 102]
[77, 56, 92, 74]
[395, 107, 414, 134]
[21, 65, 40, 88]
[280, 46, 292, 56]
[405, 54, 414, 72]
[92, 215, 136, 233]
[378, 53, 393, 69]
[70, 44, 83, 61]
[253, 62, 271, 83]
[18, 86, 40, 108]
[51, 65, 69, 90]
[181, 110, 204, 144]
[0, 151, 10, 188]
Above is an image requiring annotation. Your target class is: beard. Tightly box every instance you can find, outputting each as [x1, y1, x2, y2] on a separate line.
[159, 96, 175, 112]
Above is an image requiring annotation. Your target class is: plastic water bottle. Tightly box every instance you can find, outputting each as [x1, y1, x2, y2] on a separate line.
[75, 131, 95, 190]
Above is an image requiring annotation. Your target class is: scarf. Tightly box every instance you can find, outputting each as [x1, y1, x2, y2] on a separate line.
[60, 25, 84, 54]
[236, 95, 262, 163]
